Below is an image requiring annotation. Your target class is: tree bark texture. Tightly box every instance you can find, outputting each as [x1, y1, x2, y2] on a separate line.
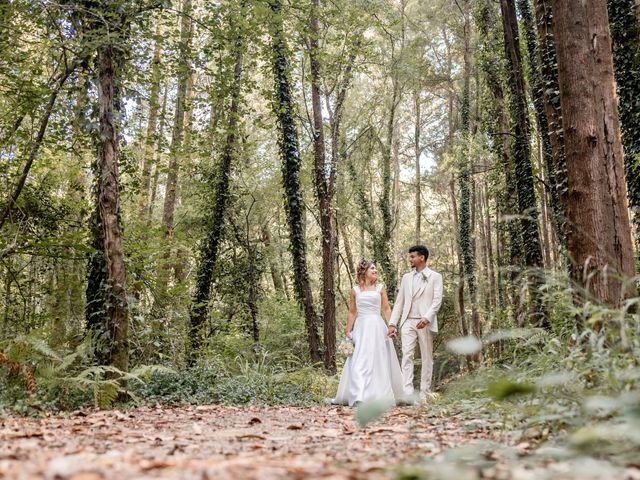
[95, 42, 129, 372]
[190, 31, 245, 358]
[138, 21, 163, 219]
[516, 0, 566, 249]
[269, 0, 322, 362]
[161, 0, 192, 242]
[552, 0, 636, 306]
[308, 0, 337, 373]
[500, 0, 548, 328]
[607, 0, 640, 257]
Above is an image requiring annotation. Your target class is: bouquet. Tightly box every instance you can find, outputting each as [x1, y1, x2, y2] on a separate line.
[337, 336, 355, 359]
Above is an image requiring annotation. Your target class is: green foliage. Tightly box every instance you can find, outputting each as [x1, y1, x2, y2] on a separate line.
[131, 351, 335, 406]
[434, 294, 640, 473]
[487, 378, 536, 400]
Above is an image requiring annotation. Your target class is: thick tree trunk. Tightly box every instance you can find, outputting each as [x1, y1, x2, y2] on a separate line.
[552, 0, 636, 306]
[269, 0, 322, 363]
[607, 0, 640, 257]
[95, 42, 129, 372]
[138, 22, 163, 218]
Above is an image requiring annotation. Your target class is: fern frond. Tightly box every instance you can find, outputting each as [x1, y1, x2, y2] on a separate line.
[17, 336, 62, 362]
[95, 381, 119, 409]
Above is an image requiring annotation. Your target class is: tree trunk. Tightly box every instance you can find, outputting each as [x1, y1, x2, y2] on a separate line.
[414, 90, 422, 243]
[607, 0, 640, 258]
[260, 225, 285, 293]
[500, 0, 548, 329]
[268, 0, 322, 363]
[308, 0, 336, 373]
[338, 219, 356, 281]
[378, 73, 399, 300]
[517, 0, 565, 248]
[533, 0, 568, 241]
[458, 0, 481, 347]
[95, 42, 129, 372]
[190, 37, 244, 358]
[138, 21, 163, 218]
[148, 81, 168, 223]
[161, 0, 192, 243]
[552, 0, 636, 306]
[0, 64, 76, 232]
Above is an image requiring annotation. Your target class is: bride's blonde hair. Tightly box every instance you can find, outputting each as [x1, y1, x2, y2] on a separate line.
[356, 258, 376, 286]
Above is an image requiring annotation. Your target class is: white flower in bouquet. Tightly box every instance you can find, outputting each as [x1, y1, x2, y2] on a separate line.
[337, 337, 354, 358]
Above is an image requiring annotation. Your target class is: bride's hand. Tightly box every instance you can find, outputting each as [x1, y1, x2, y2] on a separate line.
[346, 331, 352, 340]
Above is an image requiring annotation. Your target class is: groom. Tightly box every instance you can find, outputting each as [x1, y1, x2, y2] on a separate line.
[388, 245, 443, 403]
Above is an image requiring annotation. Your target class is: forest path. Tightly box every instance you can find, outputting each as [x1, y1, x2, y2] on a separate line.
[0, 404, 505, 479]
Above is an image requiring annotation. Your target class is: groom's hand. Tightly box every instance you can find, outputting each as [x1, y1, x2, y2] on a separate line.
[417, 318, 430, 329]
[387, 325, 397, 337]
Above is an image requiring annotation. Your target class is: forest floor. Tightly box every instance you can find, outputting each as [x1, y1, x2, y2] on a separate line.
[0, 403, 511, 480]
[2, 403, 637, 480]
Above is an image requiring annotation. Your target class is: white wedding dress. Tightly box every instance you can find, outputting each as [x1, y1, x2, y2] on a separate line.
[333, 284, 404, 406]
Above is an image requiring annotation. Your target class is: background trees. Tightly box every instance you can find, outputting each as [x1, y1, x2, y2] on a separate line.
[0, 0, 638, 379]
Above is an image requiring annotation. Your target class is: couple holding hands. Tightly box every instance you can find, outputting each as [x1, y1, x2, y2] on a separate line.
[333, 245, 443, 407]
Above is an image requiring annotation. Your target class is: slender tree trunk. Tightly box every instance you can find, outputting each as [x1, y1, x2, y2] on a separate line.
[378, 75, 399, 300]
[552, 0, 636, 306]
[458, 0, 481, 348]
[308, 0, 337, 373]
[260, 225, 285, 293]
[138, 21, 163, 218]
[414, 91, 422, 243]
[536, 134, 553, 268]
[190, 35, 244, 358]
[533, 0, 568, 241]
[607, 0, 640, 258]
[338, 219, 356, 281]
[161, 0, 192, 243]
[148, 82, 168, 223]
[482, 185, 498, 310]
[0, 64, 76, 232]
[517, 0, 565, 248]
[268, 0, 321, 362]
[501, 0, 548, 328]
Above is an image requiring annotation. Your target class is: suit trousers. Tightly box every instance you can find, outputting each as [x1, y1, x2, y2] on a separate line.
[400, 318, 433, 395]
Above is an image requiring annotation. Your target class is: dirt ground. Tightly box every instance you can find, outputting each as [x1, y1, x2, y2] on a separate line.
[0, 404, 502, 479]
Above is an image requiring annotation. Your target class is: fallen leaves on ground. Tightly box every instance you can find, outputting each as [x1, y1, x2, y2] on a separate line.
[2, 404, 635, 479]
[0, 404, 499, 479]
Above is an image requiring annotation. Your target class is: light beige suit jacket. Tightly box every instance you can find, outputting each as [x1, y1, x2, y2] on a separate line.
[389, 267, 443, 333]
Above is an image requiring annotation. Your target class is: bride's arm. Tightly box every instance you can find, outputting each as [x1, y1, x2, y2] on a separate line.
[381, 287, 392, 323]
[345, 289, 357, 338]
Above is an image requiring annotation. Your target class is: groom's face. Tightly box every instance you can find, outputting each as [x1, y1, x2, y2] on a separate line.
[409, 251, 426, 268]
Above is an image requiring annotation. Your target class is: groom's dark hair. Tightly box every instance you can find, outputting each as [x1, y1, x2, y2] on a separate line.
[408, 244, 429, 261]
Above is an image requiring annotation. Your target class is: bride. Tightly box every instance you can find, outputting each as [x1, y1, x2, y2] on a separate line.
[333, 259, 404, 406]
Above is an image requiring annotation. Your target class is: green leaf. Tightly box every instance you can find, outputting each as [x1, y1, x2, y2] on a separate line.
[487, 378, 536, 400]
[355, 398, 393, 428]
